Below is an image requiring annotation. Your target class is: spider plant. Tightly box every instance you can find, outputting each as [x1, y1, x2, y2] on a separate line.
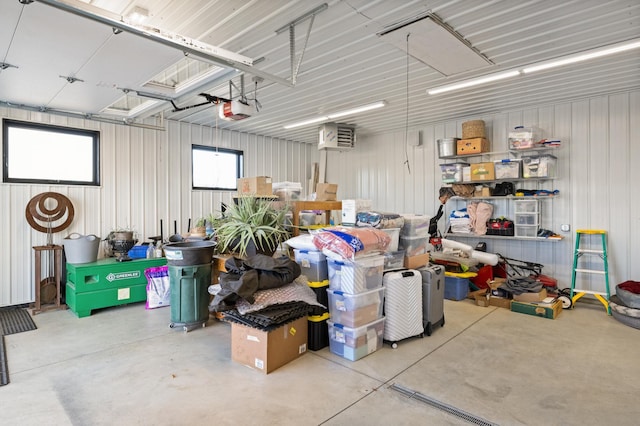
[214, 197, 290, 257]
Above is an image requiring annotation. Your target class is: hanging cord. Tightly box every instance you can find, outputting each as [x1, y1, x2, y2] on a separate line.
[1, 4, 26, 69]
[403, 32, 411, 174]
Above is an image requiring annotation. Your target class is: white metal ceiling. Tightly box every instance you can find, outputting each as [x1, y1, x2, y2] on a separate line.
[1, 0, 639, 143]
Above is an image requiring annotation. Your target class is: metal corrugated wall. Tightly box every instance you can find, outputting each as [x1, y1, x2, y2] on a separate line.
[326, 89, 640, 291]
[0, 108, 317, 307]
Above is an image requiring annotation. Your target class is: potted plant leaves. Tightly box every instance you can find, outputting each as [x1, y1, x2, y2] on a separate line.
[214, 197, 290, 258]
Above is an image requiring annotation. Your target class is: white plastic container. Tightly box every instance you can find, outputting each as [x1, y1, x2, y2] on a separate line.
[494, 159, 522, 179]
[522, 154, 557, 178]
[440, 162, 469, 183]
[326, 287, 384, 327]
[272, 181, 302, 201]
[328, 255, 384, 294]
[509, 126, 538, 149]
[62, 233, 100, 264]
[328, 317, 385, 361]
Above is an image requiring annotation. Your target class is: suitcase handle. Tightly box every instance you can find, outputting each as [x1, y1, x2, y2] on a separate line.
[401, 271, 415, 278]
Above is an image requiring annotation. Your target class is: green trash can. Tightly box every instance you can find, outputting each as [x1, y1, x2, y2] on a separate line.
[163, 241, 215, 332]
[168, 263, 211, 331]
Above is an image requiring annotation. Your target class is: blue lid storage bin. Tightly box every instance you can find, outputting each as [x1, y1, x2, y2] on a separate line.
[445, 276, 470, 301]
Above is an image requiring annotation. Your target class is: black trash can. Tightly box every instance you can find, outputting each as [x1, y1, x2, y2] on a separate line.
[163, 241, 215, 332]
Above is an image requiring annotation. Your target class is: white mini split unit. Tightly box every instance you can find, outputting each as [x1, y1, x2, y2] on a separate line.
[318, 123, 356, 150]
[219, 100, 253, 121]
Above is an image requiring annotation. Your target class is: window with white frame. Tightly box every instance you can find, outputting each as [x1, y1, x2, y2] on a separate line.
[192, 144, 243, 190]
[2, 119, 100, 186]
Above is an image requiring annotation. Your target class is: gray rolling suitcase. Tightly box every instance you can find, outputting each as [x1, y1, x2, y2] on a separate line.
[418, 264, 445, 336]
[382, 269, 424, 348]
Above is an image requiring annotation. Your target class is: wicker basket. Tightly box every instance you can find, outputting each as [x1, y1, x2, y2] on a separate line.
[462, 120, 486, 139]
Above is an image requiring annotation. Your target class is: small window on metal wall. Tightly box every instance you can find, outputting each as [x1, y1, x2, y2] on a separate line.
[2, 119, 100, 186]
[192, 144, 243, 190]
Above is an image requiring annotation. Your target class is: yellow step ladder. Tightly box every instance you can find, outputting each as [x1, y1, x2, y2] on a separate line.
[570, 229, 610, 314]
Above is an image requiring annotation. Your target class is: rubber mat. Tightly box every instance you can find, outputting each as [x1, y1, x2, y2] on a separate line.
[0, 307, 37, 336]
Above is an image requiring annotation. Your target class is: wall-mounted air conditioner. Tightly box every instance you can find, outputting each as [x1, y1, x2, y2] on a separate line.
[318, 123, 356, 150]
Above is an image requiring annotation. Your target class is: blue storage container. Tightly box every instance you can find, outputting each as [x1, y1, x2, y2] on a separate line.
[444, 276, 469, 300]
[128, 245, 149, 259]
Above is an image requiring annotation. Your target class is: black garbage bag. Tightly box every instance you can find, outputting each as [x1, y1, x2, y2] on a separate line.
[210, 254, 301, 311]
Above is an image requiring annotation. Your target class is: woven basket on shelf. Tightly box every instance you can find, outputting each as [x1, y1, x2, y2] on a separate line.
[462, 120, 486, 139]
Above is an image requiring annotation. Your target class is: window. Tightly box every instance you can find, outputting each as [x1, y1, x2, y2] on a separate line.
[3, 119, 100, 186]
[192, 144, 243, 190]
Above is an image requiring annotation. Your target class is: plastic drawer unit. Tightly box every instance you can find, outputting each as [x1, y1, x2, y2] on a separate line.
[328, 255, 384, 294]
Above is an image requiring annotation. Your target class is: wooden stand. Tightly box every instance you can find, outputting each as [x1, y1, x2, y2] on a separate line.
[32, 245, 66, 314]
[292, 200, 343, 236]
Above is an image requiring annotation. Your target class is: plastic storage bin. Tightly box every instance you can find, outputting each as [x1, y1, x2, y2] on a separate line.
[440, 162, 469, 183]
[444, 276, 469, 300]
[399, 235, 428, 257]
[327, 287, 384, 327]
[400, 214, 430, 236]
[383, 250, 406, 271]
[494, 159, 522, 179]
[509, 126, 538, 149]
[522, 154, 557, 178]
[515, 213, 540, 225]
[381, 228, 400, 251]
[308, 312, 330, 351]
[328, 255, 384, 294]
[294, 249, 328, 282]
[328, 317, 385, 361]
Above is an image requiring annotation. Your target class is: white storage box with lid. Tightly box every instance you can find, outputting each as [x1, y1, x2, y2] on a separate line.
[494, 159, 522, 179]
[522, 154, 557, 178]
[514, 199, 540, 237]
[328, 317, 385, 361]
[326, 287, 384, 327]
[399, 235, 429, 257]
[328, 255, 384, 294]
[515, 200, 540, 213]
[515, 225, 539, 238]
[440, 162, 469, 183]
[294, 249, 328, 282]
[400, 214, 430, 236]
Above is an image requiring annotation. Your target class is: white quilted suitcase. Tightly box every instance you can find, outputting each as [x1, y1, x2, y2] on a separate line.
[382, 269, 424, 347]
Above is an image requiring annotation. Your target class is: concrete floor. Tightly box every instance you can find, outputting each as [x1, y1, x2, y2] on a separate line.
[2, 297, 639, 426]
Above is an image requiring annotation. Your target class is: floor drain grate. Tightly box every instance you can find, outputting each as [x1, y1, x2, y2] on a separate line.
[390, 383, 498, 426]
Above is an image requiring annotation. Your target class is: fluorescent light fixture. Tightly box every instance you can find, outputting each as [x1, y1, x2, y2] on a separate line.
[128, 6, 149, 24]
[522, 38, 640, 74]
[283, 101, 386, 129]
[427, 70, 520, 95]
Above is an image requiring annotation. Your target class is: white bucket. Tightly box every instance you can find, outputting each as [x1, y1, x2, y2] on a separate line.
[63, 233, 101, 264]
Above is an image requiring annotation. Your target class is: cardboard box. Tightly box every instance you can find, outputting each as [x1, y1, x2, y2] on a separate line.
[474, 186, 492, 197]
[316, 183, 338, 201]
[469, 289, 490, 307]
[513, 288, 547, 303]
[470, 162, 496, 181]
[237, 176, 273, 196]
[231, 316, 308, 374]
[489, 296, 512, 309]
[457, 138, 490, 155]
[511, 299, 562, 319]
[404, 252, 430, 269]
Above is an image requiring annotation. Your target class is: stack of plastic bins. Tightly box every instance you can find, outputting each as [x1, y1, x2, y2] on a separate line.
[399, 214, 430, 257]
[514, 199, 540, 238]
[326, 255, 385, 360]
[294, 249, 330, 351]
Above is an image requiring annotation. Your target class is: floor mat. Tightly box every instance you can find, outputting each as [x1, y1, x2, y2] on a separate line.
[0, 307, 37, 336]
[0, 336, 7, 386]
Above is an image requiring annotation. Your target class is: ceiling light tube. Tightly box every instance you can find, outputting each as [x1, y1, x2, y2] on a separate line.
[283, 100, 386, 129]
[327, 101, 387, 119]
[427, 70, 521, 95]
[283, 116, 329, 129]
[522, 38, 640, 74]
